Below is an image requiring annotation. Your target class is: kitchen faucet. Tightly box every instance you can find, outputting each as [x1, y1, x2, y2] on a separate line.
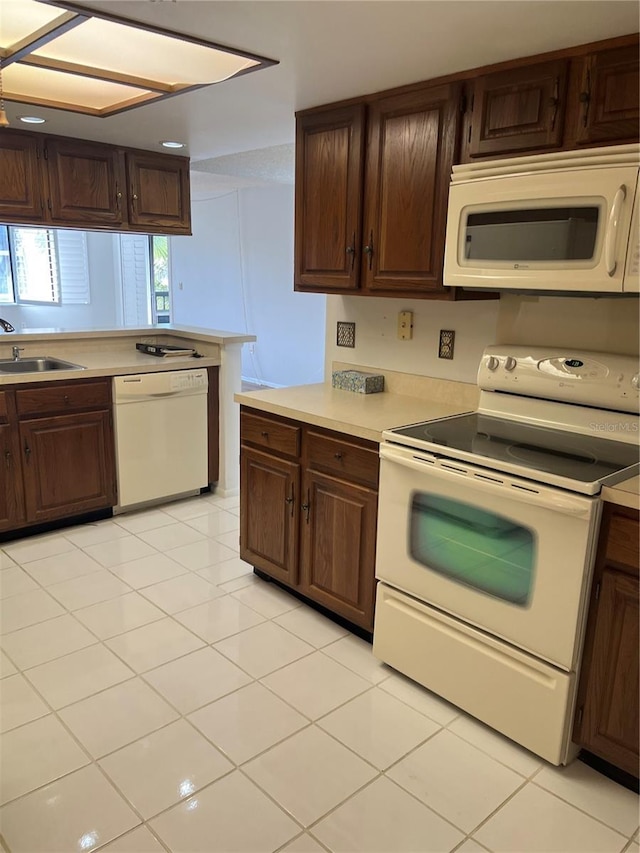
[0, 318, 15, 333]
[12, 346, 24, 361]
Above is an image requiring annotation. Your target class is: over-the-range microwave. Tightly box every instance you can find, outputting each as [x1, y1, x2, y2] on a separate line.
[443, 144, 640, 293]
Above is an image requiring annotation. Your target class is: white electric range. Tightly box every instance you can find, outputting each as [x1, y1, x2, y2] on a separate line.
[373, 346, 639, 765]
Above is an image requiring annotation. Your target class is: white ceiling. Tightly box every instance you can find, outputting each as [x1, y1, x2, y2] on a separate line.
[4, 1, 638, 172]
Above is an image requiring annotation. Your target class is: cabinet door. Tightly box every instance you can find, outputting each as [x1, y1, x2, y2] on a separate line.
[362, 84, 460, 295]
[46, 139, 125, 225]
[300, 469, 377, 630]
[240, 446, 300, 586]
[468, 60, 567, 157]
[0, 130, 44, 222]
[0, 424, 25, 532]
[577, 569, 639, 776]
[126, 152, 191, 233]
[294, 104, 365, 292]
[575, 46, 640, 145]
[20, 411, 116, 524]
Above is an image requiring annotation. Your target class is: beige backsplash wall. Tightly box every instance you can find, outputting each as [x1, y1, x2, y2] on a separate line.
[325, 293, 639, 385]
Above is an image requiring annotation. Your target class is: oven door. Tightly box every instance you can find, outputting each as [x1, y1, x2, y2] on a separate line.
[376, 443, 601, 670]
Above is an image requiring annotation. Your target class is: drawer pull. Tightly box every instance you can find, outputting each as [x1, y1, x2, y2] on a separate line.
[261, 431, 269, 438]
[64, 395, 70, 404]
[334, 452, 343, 460]
[5, 450, 10, 470]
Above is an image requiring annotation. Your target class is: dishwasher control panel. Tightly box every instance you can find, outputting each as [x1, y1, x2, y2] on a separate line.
[170, 370, 208, 391]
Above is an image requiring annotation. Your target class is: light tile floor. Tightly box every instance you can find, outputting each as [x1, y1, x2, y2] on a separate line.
[0, 492, 638, 853]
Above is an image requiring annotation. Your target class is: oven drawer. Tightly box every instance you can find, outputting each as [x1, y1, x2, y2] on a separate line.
[240, 411, 300, 458]
[306, 430, 379, 488]
[373, 583, 574, 765]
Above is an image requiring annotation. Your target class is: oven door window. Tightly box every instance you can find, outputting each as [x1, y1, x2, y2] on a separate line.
[410, 493, 536, 605]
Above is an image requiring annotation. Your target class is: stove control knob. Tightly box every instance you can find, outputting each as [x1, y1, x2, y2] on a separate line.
[632, 374, 640, 390]
[504, 356, 517, 372]
[486, 356, 499, 371]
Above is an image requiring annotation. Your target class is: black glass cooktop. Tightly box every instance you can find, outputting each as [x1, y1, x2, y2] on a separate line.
[390, 413, 639, 485]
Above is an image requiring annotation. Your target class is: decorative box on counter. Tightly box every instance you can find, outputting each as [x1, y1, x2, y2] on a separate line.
[332, 370, 385, 394]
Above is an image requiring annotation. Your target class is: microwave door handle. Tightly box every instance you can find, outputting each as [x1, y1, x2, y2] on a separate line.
[604, 185, 627, 277]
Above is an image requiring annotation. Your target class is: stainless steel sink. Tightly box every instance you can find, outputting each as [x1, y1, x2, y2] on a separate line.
[0, 356, 86, 374]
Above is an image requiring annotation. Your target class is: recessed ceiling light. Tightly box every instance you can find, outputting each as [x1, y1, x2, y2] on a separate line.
[161, 141, 185, 149]
[19, 115, 46, 124]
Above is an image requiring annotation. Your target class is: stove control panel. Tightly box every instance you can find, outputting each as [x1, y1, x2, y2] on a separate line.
[478, 346, 640, 413]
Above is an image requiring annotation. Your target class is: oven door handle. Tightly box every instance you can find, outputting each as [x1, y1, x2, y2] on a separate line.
[380, 445, 594, 518]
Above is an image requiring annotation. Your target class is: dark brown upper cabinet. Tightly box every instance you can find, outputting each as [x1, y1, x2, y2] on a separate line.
[295, 82, 461, 299]
[467, 60, 568, 158]
[294, 104, 365, 292]
[0, 128, 191, 235]
[0, 131, 44, 223]
[46, 138, 125, 226]
[362, 84, 460, 295]
[126, 152, 191, 234]
[573, 45, 640, 146]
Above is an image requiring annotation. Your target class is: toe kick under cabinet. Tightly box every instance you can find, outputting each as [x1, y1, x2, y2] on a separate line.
[0, 378, 116, 533]
[240, 407, 379, 631]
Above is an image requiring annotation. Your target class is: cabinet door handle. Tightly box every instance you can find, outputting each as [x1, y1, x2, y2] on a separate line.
[285, 483, 295, 517]
[5, 450, 10, 470]
[346, 233, 356, 271]
[579, 69, 591, 128]
[24, 443, 31, 463]
[548, 77, 560, 131]
[301, 490, 311, 523]
[131, 189, 138, 205]
[363, 230, 374, 270]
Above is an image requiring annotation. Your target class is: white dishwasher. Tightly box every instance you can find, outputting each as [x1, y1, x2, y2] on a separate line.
[113, 370, 209, 510]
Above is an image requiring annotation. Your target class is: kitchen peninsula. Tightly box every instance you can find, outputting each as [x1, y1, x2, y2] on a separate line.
[0, 325, 254, 537]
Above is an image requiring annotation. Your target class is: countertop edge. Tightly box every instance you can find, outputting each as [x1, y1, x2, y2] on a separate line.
[601, 476, 640, 511]
[0, 326, 255, 346]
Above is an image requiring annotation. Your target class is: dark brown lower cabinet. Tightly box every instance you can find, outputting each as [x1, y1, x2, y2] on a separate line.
[240, 407, 379, 631]
[20, 411, 116, 525]
[300, 469, 377, 628]
[0, 422, 25, 532]
[574, 504, 639, 778]
[240, 446, 300, 587]
[1, 378, 117, 533]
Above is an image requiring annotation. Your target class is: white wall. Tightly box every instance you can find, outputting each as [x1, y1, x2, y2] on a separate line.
[325, 292, 639, 385]
[1, 232, 119, 332]
[170, 185, 325, 388]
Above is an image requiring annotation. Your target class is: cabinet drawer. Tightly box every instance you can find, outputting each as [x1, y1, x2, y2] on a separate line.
[306, 430, 379, 488]
[606, 511, 640, 571]
[241, 411, 300, 457]
[15, 380, 111, 418]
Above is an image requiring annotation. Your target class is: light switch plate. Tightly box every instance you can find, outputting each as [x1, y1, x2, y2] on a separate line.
[398, 311, 413, 340]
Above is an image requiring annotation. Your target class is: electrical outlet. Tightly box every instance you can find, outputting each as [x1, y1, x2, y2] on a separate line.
[336, 321, 356, 348]
[397, 311, 413, 340]
[438, 329, 455, 359]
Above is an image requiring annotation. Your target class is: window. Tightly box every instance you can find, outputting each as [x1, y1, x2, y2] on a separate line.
[150, 235, 171, 324]
[118, 234, 173, 327]
[0, 226, 89, 305]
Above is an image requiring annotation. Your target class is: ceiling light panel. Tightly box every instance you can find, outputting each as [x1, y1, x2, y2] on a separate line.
[32, 18, 259, 87]
[4, 63, 154, 112]
[0, 0, 276, 118]
[0, 0, 66, 48]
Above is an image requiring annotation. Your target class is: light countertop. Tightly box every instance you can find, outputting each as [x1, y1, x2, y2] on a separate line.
[602, 475, 640, 511]
[0, 325, 250, 386]
[235, 382, 473, 443]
